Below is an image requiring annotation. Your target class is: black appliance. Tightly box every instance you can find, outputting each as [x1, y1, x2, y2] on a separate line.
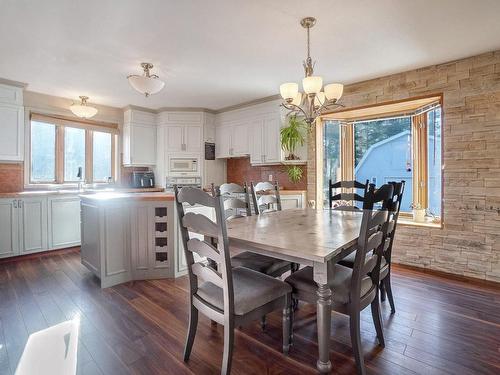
[132, 171, 155, 188]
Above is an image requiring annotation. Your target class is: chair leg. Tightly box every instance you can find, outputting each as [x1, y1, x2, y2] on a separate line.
[349, 311, 366, 375]
[260, 315, 267, 330]
[183, 305, 198, 361]
[370, 298, 385, 347]
[384, 274, 396, 314]
[379, 279, 386, 302]
[221, 322, 235, 375]
[283, 295, 292, 355]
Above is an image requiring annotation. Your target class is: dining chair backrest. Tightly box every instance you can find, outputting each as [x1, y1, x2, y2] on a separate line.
[174, 186, 235, 317]
[212, 182, 252, 220]
[328, 179, 369, 211]
[381, 181, 405, 265]
[349, 183, 394, 302]
[251, 181, 282, 214]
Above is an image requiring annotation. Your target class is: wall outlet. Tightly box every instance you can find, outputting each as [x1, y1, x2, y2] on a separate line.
[268, 174, 273, 182]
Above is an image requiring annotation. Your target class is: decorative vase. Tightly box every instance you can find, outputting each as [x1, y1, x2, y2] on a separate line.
[413, 208, 426, 223]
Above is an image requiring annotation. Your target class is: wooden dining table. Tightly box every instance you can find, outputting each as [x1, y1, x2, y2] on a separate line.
[226, 208, 363, 374]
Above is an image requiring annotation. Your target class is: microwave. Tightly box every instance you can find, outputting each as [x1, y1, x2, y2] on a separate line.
[169, 158, 199, 174]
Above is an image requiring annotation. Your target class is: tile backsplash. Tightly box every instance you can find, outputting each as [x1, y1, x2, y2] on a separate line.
[226, 157, 307, 190]
[0, 163, 23, 193]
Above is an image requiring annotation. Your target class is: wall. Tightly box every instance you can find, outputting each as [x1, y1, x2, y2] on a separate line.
[0, 163, 23, 193]
[227, 157, 307, 190]
[307, 50, 500, 282]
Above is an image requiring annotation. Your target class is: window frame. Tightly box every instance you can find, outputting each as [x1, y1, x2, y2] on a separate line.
[27, 113, 118, 187]
[318, 95, 444, 227]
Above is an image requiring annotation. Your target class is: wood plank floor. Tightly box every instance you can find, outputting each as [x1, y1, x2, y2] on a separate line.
[0, 249, 499, 375]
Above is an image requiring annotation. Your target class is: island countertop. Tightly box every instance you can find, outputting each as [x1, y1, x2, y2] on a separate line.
[79, 192, 175, 202]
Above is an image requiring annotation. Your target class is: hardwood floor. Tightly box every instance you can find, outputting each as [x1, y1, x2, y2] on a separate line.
[0, 249, 499, 375]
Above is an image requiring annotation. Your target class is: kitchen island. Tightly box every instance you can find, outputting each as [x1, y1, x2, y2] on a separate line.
[80, 192, 214, 288]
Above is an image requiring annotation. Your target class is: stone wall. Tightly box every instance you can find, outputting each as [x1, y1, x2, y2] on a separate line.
[308, 50, 500, 282]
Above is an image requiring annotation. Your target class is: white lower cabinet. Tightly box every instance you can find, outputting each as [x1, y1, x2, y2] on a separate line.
[0, 195, 81, 259]
[280, 194, 305, 210]
[0, 199, 19, 257]
[48, 196, 81, 249]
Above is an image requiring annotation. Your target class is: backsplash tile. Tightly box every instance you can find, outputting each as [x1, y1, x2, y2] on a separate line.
[226, 157, 307, 190]
[0, 163, 23, 193]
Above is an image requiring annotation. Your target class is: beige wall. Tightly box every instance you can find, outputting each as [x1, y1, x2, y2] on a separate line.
[308, 50, 500, 282]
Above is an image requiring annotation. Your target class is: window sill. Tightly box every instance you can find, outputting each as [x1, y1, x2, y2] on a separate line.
[398, 216, 442, 229]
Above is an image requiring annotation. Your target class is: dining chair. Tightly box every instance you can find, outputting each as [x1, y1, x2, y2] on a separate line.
[338, 181, 405, 313]
[328, 179, 369, 210]
[251, 181, 282, 214]
[174, 186, 292, 375]
[285, 183, 394, 375]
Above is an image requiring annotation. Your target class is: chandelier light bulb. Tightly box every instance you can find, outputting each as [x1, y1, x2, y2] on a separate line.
[324, 83, 344, 101]
[314, 92, 326, 108]
[280, 83, 299, 102]
[302, 76, 323, 94]
[291, 92, 303, 106]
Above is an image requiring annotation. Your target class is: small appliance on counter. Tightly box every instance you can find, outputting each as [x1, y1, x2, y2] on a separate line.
[165, 176, 202, 192]
[131, 171, 155, 188]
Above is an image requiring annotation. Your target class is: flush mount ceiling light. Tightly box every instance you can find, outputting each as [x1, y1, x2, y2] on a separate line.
[70, 96, 98, 119]
[127, 62, 165, 97]
[280, 17, 344, 125]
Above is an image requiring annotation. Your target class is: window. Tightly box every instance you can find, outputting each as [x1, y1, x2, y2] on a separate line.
[28, 114, 117, 185]
[321, 97, 443, 221]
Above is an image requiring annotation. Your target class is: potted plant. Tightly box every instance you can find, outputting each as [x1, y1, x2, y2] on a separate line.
[280, 115, 307, 160]
[285, 165, 303, 184]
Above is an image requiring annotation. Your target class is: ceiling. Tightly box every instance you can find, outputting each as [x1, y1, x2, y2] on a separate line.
[1, 0, 500, 111]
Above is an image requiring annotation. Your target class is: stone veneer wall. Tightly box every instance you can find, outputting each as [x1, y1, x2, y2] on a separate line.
[307, 50, 500, 282]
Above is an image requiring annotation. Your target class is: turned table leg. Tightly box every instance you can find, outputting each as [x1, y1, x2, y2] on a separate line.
[316, 282, 332, 373]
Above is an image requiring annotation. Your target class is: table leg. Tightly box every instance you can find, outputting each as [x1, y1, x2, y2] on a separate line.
[316, 282, 332, 373]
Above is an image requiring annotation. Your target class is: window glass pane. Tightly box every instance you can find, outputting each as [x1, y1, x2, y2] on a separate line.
[31, 121, 56, 182]
[323, 121, 341, 206]
[354, 117, 413, 211]
[92, 132, 112, 182]
[64, 127, 85, 182]
[428, 108, 442, 217]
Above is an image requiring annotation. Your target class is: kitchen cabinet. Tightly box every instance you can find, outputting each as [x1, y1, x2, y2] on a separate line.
[48, 195, 81, 249]
[215, 122, 249, 158]
[250, 116, 281, 164]
[280, 193, 305, 210]
[0, 199, 20, 257]
[123, 109, 157, 166]
[19, 197, 48, 254]
[165, 124, 202, 153]
[0, 103, 24, 161]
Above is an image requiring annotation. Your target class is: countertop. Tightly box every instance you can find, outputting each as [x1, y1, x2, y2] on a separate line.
[80, 192, 174, 202]
[0, 187, 165, 199]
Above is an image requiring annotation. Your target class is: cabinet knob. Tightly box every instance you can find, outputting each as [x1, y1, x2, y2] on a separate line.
[13, 200, 17, 208]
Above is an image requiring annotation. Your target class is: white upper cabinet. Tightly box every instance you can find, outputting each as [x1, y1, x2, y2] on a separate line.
[250, 116, 281, 164]
[166, 125, 184, 152]
[185, 125, 202, 153]
[0, 84, 24, 162]
[158, 112, 203, 154]
[215, 123, 249, 158]
[123, 109, 157, 166]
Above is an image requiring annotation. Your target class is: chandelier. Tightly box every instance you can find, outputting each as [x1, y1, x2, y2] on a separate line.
[279, 17, 344, 125]
[127, 62, 165, 97]
[70, 96, 98, 119]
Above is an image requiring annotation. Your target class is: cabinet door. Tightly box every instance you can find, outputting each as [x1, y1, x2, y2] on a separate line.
[0, 104, 23, 161]
[48, 196, 81, 249]
[19, 197, 48, 254]
[280, 194, 303, 210]
[166, 125, 184, 152]
[263, 117, 281, 163]
[250, 120, 264, 164]
[185, 125, 202, 153]
[0, 199, 19, 258]
[130, 205, 152, 275]
[232, 122, 249, 156]
[131, 124, 156, 165]
[215, 126, 231, 158]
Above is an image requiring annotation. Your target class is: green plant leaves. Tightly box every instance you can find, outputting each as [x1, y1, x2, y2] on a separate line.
[280, 115, 307, 159]
[286, 165, 303, 183]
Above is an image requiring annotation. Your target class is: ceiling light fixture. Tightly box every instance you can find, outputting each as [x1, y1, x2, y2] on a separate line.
[127, 62, 165, 97]
[280, 17, 344, 125]
[70, 96, 98, 119]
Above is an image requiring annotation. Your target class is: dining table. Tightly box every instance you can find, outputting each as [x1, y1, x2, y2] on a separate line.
[226, 207, 363, 374]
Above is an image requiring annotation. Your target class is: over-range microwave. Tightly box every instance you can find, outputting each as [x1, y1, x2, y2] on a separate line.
[169, 157, 199, 174]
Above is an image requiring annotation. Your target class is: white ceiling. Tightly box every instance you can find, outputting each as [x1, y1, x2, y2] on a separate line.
[1, 0, 500, 110]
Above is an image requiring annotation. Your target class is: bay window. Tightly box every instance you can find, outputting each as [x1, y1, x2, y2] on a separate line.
[321, 96, 443, 223]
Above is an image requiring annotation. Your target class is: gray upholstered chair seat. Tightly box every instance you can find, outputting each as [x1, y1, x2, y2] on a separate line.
[197, 266, 292, 315]
[285, 265, 374, 304]
[231, 251, 291, 276]
[339, 251, 387, 269]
